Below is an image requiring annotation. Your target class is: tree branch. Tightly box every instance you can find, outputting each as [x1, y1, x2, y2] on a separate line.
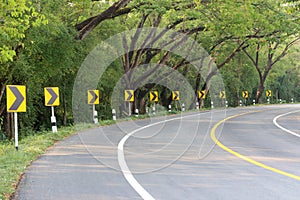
[76, 0, 132, 40]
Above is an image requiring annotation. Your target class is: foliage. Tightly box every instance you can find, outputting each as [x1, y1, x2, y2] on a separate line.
[0, 0, 300, 136]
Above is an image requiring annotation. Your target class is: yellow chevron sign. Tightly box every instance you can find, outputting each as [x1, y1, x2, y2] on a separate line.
[220, 91, 226, 99]
[172, 91, 180, 101]
[150, 91, 158, 102]
[7, 85, 26, 112]
[88, 90, 99, 104]
[44, 87, 60, 106]
[198, 90, 206, 99]
[266, 90, 272, 97]
[125, 90, 134, 102]
[242, 91, 248, 99]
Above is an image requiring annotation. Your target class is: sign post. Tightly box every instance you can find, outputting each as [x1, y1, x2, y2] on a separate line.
[150, 91, 158, 115]
[172, 91, 180, 110]
[125, 90, 134, 116]
[266, 90, 272, 104]
[14, 113, 18, 151]
[7, 85, 26, 151]
[45, 87, 60, 132]
[88, 90, 99, 124]
[198, 90, 206, 108]
[242, 91, 248, 106]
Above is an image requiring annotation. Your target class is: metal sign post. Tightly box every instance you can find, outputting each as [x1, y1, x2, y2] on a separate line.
[51, 106, 57, 133]
[45, 87, 60, 133]
[7, 85, 26, 151]
[152, 103, 156, 115]
[92, 104, 98, 124]
[124, 90, 134, 117]
[128, 102, 131, 116]
[88, 90, 99, 123]
[14, 113, 18, 151]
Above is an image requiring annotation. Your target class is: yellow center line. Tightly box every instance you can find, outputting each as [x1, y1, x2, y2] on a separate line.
[210, 110, 300, 181]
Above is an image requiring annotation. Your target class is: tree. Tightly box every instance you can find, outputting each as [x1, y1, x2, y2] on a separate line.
[0, 0, 47, 138]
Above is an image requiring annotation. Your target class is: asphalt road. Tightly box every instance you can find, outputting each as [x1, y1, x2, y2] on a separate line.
[14, 104, 300, 200]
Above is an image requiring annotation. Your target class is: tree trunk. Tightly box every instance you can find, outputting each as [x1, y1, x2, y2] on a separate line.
[256, 80, 265, 103]
[63, 93, 67, 126]
[3, 112, 13, 140]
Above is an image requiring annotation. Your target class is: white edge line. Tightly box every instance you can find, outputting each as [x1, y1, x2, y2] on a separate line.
[273, 110, 300, 138]
[117, 112, 208, 200]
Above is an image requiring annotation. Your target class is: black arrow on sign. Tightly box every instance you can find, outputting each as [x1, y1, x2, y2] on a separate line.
[126, 90, 133, 101]
[266, 90, 271, 97]
[47, 88, 58, 105]
[199, 91, 205, 98]
[9, 86, 24, 110]
[151, 92, 157, 101]
[89, 91, 98, 104]
[173, 92, 179, 100]
[220, 91, 225, 98]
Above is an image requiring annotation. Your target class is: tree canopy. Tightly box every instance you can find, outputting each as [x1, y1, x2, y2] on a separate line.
[1, 0, 300, 139]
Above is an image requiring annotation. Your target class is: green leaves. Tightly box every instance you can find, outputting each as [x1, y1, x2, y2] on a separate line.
[0, 0, 46, 64]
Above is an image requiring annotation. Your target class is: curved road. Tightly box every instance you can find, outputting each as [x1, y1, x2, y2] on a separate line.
[14, 105, 300, 200]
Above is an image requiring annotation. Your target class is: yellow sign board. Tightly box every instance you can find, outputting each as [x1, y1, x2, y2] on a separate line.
[198, 90, 206, 99]
[220, 91, 226, 99]
[88, 90, 99, 104]
[125, 90, 134, 102]
[172, 91, 180, 101]
[242, 91, 249, 99]
[150, 91, 158, 102]
[6, 85, 26, 112]
[44, 87, 60, 106]
[266, 90, 272, 97]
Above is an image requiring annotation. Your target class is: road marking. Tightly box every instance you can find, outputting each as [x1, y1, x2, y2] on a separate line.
[273, 110, 300, 138]
[118, 111, 211, 200]
[210, 110, 300, 181]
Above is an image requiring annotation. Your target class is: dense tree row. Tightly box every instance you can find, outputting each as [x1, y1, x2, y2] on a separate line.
[1, 0, 300, 139]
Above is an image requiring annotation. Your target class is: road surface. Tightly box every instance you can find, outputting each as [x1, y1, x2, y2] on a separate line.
[14, 105, 300, 200]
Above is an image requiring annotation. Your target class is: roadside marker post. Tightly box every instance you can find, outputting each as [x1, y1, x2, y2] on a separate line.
[239, 100, 242, 107]
[253, 99, 256, 105]
[196, 102, 199, 110]
[112, 109, 117, 121]
[7, 85, 26, 151]
[125, 90, 134, 116]
[211, 101, 214, 109]
[225, 101, 228, 108]
[135, 109, 139, 117]
[152, 105, 156, 115]
[168, 105, 171, 112]
[88, 90, 99, 124]
[181, 103, 185, 112]
[45, 87, 60, 132]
